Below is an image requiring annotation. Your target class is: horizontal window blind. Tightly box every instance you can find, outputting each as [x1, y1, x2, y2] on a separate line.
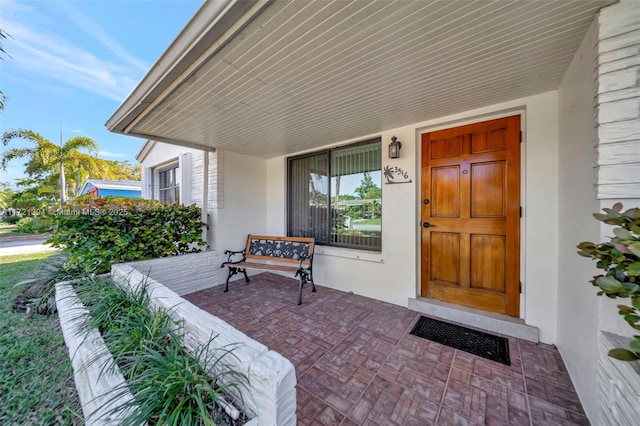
[331, 141, 381, 250]
[288, 152, 329, 243]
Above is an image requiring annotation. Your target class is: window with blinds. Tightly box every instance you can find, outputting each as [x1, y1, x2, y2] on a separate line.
[159, 165, 180, 204]
[287, 138, 382, 251]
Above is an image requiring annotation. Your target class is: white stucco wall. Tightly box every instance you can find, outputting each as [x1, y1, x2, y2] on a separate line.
[595, 0, 640, 360]
[556, 19, 601, 421]
[265, 91, 561, 342]
[592, 2, 640, 423]
[212, 151, 267, 269]
[555, 2, 640, 423]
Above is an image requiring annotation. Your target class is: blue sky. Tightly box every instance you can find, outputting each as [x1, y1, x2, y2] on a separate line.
[0, 0, 203, 188]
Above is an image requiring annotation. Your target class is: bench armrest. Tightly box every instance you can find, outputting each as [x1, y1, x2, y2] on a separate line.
[298, 253, 313, 269]
[221, 250, 246, 267]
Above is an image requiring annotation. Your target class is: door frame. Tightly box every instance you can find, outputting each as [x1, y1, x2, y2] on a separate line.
[416, 110, 526, 318]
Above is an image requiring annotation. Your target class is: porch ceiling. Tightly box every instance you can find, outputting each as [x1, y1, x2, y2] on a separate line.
[108, 0, 611, 158]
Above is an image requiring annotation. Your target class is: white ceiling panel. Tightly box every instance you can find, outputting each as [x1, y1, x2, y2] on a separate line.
[122, 0, 613, 158]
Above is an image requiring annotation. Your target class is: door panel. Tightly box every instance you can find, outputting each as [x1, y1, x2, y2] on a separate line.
[421, 115, 520, 316]
[470, 161, 506, 218]
[471, 129, 506, 153]
[430, 232, 460, 284]
[470, 234, 506, 292]
[431, 136, 462, 159]
[431, 166, 460, 217]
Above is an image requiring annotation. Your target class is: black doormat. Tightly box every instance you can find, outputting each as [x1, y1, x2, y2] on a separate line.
[410, 316, 510, 366]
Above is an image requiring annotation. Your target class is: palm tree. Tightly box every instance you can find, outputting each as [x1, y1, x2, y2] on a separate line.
[1, 129, 101, 205]
[0, 29, 11, 112]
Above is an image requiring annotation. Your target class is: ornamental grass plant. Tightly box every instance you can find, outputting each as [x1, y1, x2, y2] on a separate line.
[13, 253, 85, 315]
[74, 276, 248, 425]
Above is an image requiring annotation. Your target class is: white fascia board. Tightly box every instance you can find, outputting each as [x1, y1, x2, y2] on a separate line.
[131, 132, 217, 154]
[105, 0, 265, 135]
[95, 184, 142, 191]
[136, 140, 157, 163]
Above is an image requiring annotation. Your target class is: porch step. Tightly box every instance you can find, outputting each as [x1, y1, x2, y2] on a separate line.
[408, 297, 539, 343]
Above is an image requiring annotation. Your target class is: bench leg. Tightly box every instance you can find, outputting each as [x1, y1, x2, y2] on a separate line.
[298, 274, 305, 305]
[224, 267, 236, 292]
[295, 268, 315, 304]
[309, 269, 316, 293]
[224, 267, 251, 292]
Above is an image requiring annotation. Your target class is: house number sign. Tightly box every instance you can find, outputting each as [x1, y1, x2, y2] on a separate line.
[383, 165, 412, 185]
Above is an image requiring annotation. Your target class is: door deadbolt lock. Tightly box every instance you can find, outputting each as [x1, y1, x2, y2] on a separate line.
[423, 199, 430, 205]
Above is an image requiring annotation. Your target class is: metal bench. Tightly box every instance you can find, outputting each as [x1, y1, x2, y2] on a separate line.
[221, 234, 315, 305]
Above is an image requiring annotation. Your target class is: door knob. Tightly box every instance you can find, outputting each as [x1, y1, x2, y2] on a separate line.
[423, 222, 434, 228]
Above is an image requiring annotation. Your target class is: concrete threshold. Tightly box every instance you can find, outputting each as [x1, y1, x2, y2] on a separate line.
[408, 297, 539, 342]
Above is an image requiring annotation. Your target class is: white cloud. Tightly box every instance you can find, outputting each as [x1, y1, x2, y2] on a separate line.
[0, 0, 142, 101]
[57, 2, 149, 73]
[98, 150, 125, 158]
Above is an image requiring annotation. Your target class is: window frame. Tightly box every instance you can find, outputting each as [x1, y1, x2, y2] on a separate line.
[287, 137, 382, 251]
[158, 163, 180, 204]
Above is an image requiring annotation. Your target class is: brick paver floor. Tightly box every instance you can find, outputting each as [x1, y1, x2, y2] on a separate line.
[184, 272, 588, 425]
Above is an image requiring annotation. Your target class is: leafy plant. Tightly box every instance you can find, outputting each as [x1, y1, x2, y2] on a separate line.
[577, 203, 640, 361]
[46, 197, 207, 273]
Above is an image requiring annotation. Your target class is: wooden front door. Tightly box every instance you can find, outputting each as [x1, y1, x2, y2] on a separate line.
[420, 116, 521, 316]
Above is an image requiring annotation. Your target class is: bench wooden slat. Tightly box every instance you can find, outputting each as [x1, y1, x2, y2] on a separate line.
[237, 262, 300, 274]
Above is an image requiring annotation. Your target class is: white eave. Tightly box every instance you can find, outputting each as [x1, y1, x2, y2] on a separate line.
[106, 0, 267, 138]
[107, 0, 614, 159]
[135, 140, 157, 163]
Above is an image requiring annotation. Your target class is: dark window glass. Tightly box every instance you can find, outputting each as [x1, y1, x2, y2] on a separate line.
[287, 138, 381, 250]
[159, 166, 179, 204]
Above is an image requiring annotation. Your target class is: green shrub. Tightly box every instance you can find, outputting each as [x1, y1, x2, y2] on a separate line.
[46, 197, 207, 273]
[3, 214, 21, 224]
[16, 216, 49, 234]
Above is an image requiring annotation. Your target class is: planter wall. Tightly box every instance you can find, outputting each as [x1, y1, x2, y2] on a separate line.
[596, 331, 640, 424]
[124, 251, 219, 296]
[111, 263, 297, 426]
[56, 281, 137, 425]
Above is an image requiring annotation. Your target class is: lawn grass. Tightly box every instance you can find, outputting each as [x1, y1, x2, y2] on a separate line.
[0, 223, 32, 238]
[0, 253, 82, 425]
[353, 218, 382, 225]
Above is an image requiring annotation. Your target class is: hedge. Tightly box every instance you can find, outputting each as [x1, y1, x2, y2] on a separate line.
[46, 197, 207, 273]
